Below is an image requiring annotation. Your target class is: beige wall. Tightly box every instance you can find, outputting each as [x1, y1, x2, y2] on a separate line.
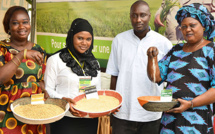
[0, 0, 28, 40]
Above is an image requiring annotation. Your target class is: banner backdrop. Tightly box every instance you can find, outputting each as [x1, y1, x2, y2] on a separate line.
[36, 0, 215, 68]
[36, 0, 162, 68]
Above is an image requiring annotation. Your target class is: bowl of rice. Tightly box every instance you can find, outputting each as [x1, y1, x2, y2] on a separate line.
[11, 97, 69, 124]
[72, 90, 122, 118]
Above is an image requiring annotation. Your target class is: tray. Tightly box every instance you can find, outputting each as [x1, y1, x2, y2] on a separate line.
[11, 97, 69, 124]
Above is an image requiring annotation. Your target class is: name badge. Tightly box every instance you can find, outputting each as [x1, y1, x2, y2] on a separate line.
[79, 76, 91, 93]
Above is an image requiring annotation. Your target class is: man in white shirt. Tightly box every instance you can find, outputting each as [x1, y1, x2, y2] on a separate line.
[106, 0, 172, 133]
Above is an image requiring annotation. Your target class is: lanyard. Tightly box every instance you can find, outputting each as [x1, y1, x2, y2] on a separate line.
[68, 49, 85, 75]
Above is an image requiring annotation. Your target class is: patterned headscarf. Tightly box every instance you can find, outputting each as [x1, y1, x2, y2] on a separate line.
[59, 18, 100, 77]
[175, 3, 215, 41]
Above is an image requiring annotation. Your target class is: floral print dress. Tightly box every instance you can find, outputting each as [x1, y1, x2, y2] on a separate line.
[158, 42, 215, 134]
[0, 41, 47, 134]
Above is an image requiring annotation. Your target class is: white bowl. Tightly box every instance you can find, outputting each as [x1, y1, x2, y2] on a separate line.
[11, 97, 69, 124]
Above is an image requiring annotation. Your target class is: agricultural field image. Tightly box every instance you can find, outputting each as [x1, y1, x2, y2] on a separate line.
[36, 0, 165, 37]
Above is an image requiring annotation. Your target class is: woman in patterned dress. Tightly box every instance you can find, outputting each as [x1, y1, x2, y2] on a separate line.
[0, 6, 47, 134]
[147, 3, 215, 134]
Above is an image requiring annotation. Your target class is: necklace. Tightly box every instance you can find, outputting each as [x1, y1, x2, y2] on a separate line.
[184, 39, 204, 52]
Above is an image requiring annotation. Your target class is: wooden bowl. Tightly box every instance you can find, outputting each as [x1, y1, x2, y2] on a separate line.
[137, 96, 178, 112]
[11, 97, 69, 124]
[72, 90, 122, 118]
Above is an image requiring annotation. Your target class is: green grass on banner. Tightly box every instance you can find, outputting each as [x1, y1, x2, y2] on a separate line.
[37, 0, 164, 37]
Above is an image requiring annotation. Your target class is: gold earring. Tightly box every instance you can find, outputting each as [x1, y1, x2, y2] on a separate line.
[5, 31, 11, 43]
[203, 28, 205, 31]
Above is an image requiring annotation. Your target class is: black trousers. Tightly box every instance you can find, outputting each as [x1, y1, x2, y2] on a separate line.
[112, 116, 161, 134]
[50, 116, 98, 134]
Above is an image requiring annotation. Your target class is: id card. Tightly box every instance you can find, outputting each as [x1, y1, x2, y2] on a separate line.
[79, 76, 91, 93]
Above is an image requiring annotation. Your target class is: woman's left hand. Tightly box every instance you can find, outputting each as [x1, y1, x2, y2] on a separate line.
[26, 50, 44, 65]
[165, 98, 191, 113]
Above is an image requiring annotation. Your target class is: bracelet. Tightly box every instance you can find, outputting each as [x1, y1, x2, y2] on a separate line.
[24, 49, 27, 59]
[14, 56, 21, 64]
[190, 100, 193, 109]
[11, 59, 19, 67]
